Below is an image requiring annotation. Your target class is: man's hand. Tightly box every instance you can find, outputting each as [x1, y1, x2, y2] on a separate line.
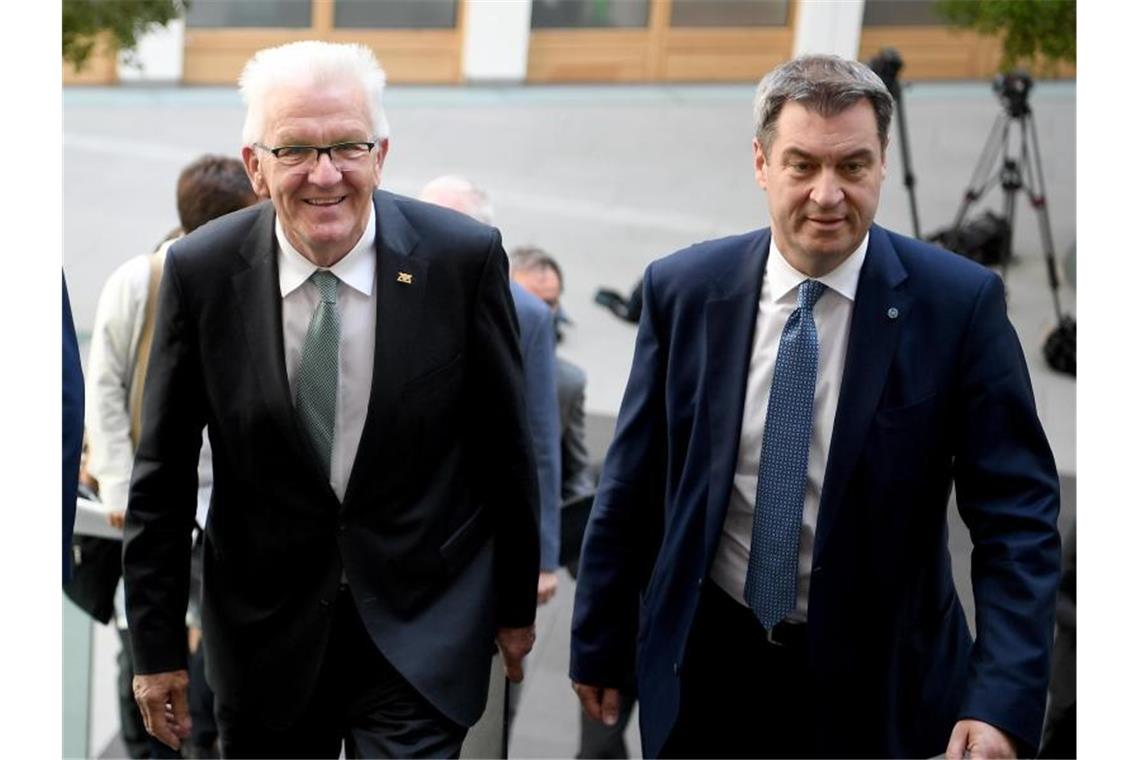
[107, 509, 125, 530]
[496, 625, 536, 682]
[537, 571, 559, 605]
[946, 719, 1017, 759]
[572, 682, 622, 727]
[132, 670, 192, 751]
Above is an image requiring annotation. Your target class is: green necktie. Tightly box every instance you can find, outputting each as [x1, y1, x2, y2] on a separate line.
[295, 270, 340, 477]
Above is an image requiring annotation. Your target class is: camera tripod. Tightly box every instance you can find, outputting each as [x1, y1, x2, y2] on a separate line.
[869, 48, 921, 237]
[948, 73, 1074, 374]
[949, 74, 1066, 323]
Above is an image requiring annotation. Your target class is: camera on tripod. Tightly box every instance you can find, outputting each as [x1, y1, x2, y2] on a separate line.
[928, 66, 1075, 375]
[993, 70, 1032, 118]
[868, 48, 903, 99]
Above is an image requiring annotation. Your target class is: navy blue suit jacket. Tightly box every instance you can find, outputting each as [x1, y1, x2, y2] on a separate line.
[511, 282, 562, 571]
[63, 274, 83, 585]
[570, 225, 1061, 757]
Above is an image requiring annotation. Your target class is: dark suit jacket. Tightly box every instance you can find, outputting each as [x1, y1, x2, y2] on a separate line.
[570, 225, 1061, 758]
[556, 357, 593, 504]
[510, 282, 562, 571]
[63, 274, 83, 585]
[124, 190, 539, 729]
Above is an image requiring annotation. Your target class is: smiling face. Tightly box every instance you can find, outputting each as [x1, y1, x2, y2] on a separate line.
[241, 80, 387, 267]
[754, 99, 886, 277]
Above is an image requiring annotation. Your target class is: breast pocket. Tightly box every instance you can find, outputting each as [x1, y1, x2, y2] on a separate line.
[864, 391, 948, 500]
[402, 351, 464, 398]
[874, 391, 942, 431]
[398, 352, 466, 473]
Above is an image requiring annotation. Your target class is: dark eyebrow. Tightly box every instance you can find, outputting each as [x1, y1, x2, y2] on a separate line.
[780, 147, 877, 163]
[781, 148, 817, 162]
[839, 149, 876, 162]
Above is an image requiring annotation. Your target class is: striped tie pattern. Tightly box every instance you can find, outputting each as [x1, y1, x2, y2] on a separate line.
[745, 279, 826, 630]
[295, 270, 340, 478]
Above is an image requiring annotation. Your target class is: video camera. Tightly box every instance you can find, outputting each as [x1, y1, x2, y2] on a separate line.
[868, 47, 903, 99]
[994, 70, 1033, 118]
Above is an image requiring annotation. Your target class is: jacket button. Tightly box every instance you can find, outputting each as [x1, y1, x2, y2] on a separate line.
[673, 662, 679, 676]
[338, 523, 346, 532]
[696, 577, 703, 588]
[319, 599, 331, 608]
[812, 565, 823, 575]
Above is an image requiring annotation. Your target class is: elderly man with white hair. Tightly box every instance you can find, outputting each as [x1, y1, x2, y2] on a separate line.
[123, 41, 539, 758]
[419, 175, 562, 608]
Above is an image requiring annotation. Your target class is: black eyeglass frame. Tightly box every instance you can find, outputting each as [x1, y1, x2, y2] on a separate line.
[252, 140, 379, 167]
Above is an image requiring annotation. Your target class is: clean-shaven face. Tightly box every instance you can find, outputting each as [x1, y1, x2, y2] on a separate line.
[513, 267, 562, 311]
[754, 99, 886, 277]
[242, 81, 387, 267]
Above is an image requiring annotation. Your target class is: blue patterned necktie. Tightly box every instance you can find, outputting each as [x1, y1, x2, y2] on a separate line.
[295, 270, 340, 478]
[745, 278, 826, 630]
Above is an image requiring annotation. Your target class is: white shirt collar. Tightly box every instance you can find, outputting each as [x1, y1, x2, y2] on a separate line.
[766, 230, 868, 303]
[277, 204, 377, 297]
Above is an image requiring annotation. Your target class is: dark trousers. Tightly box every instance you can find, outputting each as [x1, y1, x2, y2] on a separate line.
[660, 582, 814, 759]
[188, 636, 218, 757]
[215, 586, 467, 759]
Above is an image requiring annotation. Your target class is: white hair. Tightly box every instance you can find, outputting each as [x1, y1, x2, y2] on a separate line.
[418, 175, 495, 225]
[238, 40, 390, 146]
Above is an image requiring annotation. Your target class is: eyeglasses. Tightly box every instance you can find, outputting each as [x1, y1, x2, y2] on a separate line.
[253, 140, 378, 169]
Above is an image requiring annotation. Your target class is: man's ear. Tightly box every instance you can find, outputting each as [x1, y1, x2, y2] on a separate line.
[241, 145, 270, 199]
[753, 137, 769, 190]
[371, 138, 390, 188]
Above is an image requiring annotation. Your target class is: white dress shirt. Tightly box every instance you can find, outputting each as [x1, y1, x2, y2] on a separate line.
[85, 238, 215, 628]
[709, 233, 868, 622]
[85, 239, 214, 526]
[277, 207, 377, 502]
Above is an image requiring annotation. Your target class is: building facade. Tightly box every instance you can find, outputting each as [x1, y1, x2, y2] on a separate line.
[64, 0, 1075, 86]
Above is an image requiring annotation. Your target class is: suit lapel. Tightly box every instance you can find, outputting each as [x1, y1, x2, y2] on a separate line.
[703, 231, 769, 556]
[231, 204, 314, 463]
[343, 191, 426, 511]
[814, 225, 910, 558]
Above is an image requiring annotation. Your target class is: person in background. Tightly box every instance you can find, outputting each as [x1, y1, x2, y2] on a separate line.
[63, 274, 84, 585]
[419, 176, 562, 606]
[509, 246, 636, 759]
[507, 247, 593, 509]
[84, 154, 258, 759]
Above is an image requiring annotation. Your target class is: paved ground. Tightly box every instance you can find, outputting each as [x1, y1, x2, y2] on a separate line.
[65, 79, 1075, 757]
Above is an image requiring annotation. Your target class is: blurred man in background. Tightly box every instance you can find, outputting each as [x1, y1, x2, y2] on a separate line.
[420, 176, 562, 606]
[83, 154, 257, 759]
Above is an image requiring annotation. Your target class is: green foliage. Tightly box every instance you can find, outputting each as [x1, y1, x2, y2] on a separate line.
[936, 0, 1076, 71]
[63, 0, 186, 72]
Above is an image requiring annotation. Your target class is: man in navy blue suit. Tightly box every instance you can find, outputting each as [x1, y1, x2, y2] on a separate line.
[570, 55, 1060, 759]
[419, 176, 563, 606]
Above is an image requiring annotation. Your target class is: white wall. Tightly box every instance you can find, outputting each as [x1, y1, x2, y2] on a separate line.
[462, 0, 532, 82]
[117, 17, 185, 83]
[793, 0, 865, 59]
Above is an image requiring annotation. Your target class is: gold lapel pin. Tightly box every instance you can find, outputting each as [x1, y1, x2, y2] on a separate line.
[397, 272, 414, 285]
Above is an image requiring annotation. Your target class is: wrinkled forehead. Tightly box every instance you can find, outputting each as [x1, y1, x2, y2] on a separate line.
[770, 99, 882, 153]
